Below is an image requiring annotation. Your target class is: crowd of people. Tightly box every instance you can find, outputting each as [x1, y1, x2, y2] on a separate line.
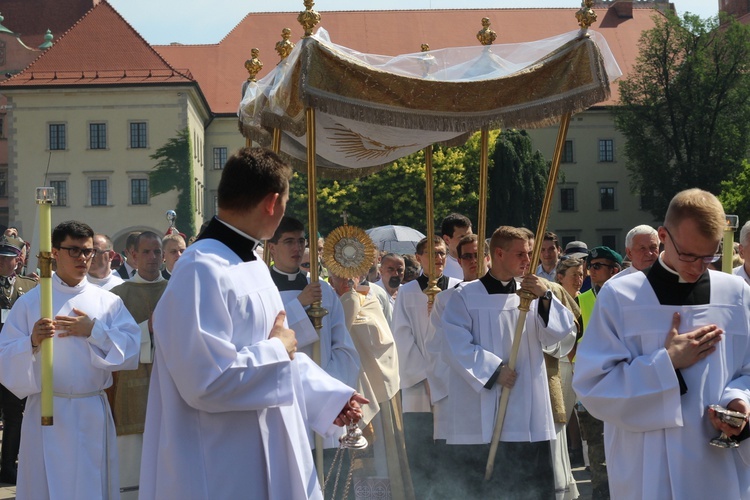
[0, 147, 748, 499]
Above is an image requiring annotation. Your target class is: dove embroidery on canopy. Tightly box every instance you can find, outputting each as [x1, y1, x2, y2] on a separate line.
[325, 124, 418, 161]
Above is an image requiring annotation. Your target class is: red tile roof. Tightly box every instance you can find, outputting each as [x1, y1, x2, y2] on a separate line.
[1, 1, 193, 88]
[0, 0, 99, 49]
[156, 6, 664, 114]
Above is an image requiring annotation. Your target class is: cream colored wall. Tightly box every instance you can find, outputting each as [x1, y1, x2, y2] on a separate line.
[525, 108, 659, 254]
[4, 85, 209, 249]
[185, 94, 208, 232]
[203, 116, 246, 219]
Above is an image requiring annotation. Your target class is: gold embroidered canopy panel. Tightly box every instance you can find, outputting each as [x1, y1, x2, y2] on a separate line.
[239, 28, 621, 179]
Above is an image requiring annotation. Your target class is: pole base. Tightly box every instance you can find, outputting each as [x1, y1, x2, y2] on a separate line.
[41, 416, 53, 426]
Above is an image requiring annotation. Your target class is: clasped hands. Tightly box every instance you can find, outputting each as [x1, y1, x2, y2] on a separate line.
[31, 308, 95, 346]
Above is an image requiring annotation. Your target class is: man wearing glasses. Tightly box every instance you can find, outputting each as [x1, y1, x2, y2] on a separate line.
[0, 220, 140, 499]
[574, 189, 750, 499]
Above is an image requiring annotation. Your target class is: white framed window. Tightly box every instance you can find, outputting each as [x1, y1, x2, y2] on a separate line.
[89, 122, 107, 150]
[598, 139, 614, 162]
[50, 179, 68, 206]
[130, 178, 149, 205]
[129, 122, 148, 149]
[213, 147, 227, 170]
[48, 123, 67, 150]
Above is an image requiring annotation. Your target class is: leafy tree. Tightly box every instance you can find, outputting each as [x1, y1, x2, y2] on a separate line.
[488, 129, 549, 231]
[149, 128, 197, 237]
[719, 159, 750, 227]
[615, 12, 750, 220]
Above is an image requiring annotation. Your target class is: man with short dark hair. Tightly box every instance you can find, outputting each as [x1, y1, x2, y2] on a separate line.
[536, 231, 561, 282]
[0, 220, 140, 498]
[574, 189, 750, 499]
[441, 213, 472, 280]
[116, 231, 141, 279]
[140, 148, 365, 499]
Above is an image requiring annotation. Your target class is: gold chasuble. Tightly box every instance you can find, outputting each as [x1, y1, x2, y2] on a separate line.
[109, 280, 168, 435]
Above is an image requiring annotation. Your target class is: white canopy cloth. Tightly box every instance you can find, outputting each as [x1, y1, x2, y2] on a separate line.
[239, 28, 620, 179]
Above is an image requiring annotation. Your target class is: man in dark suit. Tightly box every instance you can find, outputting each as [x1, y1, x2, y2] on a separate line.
[0, 235, 37, 484]
[116, 231, 140, 280]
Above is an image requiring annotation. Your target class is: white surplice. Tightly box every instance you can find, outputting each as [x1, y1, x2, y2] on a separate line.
[277, 274, 360, 448]
[439, 279, 575, 444]
[429, 285, 475, 439]
[139, 240, 354, 500]
[573, 269, 750, 499]
[0, 274, 140, 500]
[392, 277, 460, 412]
[86, 270, 125, 291]
[735, 264, 750, 286]
[278, 276, 360, 388]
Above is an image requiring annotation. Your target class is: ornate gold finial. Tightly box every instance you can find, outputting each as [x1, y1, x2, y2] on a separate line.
[420, 43, 435, 78]
[477, 17, 497, 46]
[575, 0, 597, 38]
[298, 0, 321, 38]
[275, 28, 295, 61]
[244, 48, 263, 82]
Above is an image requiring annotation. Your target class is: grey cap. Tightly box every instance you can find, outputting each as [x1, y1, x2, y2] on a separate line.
[0, 235, 24, 257]
[564, 240, 588, 259]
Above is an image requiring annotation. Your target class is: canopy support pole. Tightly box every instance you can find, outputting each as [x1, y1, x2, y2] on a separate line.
[305, 107, 328, 486]
[423, 146, 440, 308]
[477, 126, 490, 277]
[485, 112, 572, 480]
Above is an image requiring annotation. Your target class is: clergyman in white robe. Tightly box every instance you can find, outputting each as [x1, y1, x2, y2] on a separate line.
[0, 274, 140, 499]
[273, 267, 360, 448]
[573, 260, 750, 499]
[139, 219, 356, 500]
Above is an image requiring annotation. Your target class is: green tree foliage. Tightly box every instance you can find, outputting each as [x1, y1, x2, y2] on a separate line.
[488, 129, 549, 231]
[615, 12, 750, 220]
[149, 128, 197, 237]
[285, 130, 499, 236]
[719, 159, 750, 227]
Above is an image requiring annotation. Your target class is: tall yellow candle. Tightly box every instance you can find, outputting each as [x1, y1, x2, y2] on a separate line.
[723, 215, 739, 275]
[36, 187, 55, 426]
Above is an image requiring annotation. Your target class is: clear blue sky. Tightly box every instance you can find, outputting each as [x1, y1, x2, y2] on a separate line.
[109, 0, 718, 45]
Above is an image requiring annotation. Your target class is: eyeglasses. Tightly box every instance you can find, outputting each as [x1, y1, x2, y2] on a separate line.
[459, 252, 478, 261]
[300, 262, 311, 269]
[57, 246, 97, 259]
[588, 262, 616, 271]
[664, 227, 720, 264]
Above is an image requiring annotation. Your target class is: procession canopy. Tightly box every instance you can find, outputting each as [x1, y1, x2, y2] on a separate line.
[239, 28, 621, 179]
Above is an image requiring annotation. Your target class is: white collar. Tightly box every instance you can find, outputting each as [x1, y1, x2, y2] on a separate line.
[271, 266, 302, 281]
[131, 271, 166, 284]
[215, 217, 262, 250]
[658, 253, 689, 284]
